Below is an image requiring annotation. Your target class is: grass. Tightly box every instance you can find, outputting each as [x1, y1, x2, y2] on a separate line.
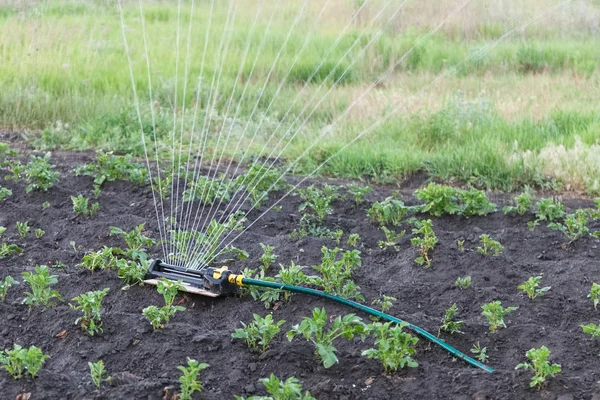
[1, 0, 599, 193]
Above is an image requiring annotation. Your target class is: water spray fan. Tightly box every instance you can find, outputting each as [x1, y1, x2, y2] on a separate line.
[144, 259, 494, 373]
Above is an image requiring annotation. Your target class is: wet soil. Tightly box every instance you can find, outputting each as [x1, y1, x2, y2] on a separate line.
[1, 149, 600, 400]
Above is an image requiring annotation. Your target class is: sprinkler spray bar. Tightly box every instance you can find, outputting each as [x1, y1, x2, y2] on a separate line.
[144, 260, 494, 373]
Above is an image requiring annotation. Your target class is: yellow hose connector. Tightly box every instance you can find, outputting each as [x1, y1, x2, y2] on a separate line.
[212, 266, 244, 286]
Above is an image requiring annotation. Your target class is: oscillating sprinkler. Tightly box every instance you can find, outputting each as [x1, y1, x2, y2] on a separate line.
[143, 259, 494, 373]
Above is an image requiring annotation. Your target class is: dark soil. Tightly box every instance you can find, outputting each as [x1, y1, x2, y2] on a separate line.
[1, 150, 600, 400]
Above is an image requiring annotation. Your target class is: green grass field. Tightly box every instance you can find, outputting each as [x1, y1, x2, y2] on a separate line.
[1, 0, 599, 193]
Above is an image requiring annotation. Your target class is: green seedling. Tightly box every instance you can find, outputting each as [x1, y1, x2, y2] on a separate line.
[22, 265, 63, 308]
[372, 295, 396, 313]
[471, 342, 488, 363]
[117, 259, 147, 289]
[333, 229, 343, 245]
[74, 150, 148, 186]
[581, 323, 600, 338]
[142, 279, 185, 329]
[42, 201, 50, 209]
[362, 322, 418, 373]
[70, 288, 110, 336]
[24, 154, 60, 192]
[183, 175, 231, 204]
[477, 234, 503, 256]
[232, 314, 286, 353]
[527, 220, 539, 231]
[235, 163, 287, 207]
[588, 283, 600, 309]
[34, 228, 45, 239]
[415, 183, 461, 217]
[347, 183, 372, 205]
[439, 303, 464, 335]
[378, 226, 405, 251]
[459, 189, 497, 216]
[535, 198, 565, 223]
[259, 243, 278, 272]
[455, 276, 472, 290]
[89, 360, 107, 388]
[153, 175, 171, 199]
[275, 262, 309, 303]
[548, 209, 591, 243]
[16, 221, 30, 238]
[368, 197, 409, 226]
[308, 247, 363, 301]
[0, 226, 6, 237]
[4, 159, 24, 182]
[71, 194, 100, 217]
[410, 219, 438, 267]
[298, 185, 335, 223]
[0, 275, 18, 301]
[0, 344, 48, 379]
[110, 224, 155, 262]
[0, 186, 11, 201]
[287, 307, 368, 368]
[235, 374, 316, 400]
[481, 301, 518, 333]
[92, 185, 102, 199]
[518, 276, 551, 300]
[457, 239, 465, 252]
[347, 233, 360, 247]
[515, 346, 561, 389]
[0, 243, 23, 259]
[177, 358, 209, 400]
[503, 187, 535, 215]
[78, 247, 119, 271]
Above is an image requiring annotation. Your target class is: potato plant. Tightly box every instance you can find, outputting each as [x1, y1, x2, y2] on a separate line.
[371, 295, 396, 313]
[518, 276, 550, 300]
[0, 275, 18, 302]
[235, 163, 287, 207]
[235, 374, 315, 400]
[549, 209, 595, 243]
[298, 185, 335, 223]
[74, 150, 148, 186]
[116, 259, 148, 288]
[347, 183, 372, 205]
[308, 247, 363, 301]
[588, 283, 600, 309]
[23, 154, 60, 192]
[287, 307, 368, 368]
[183, 175, 231, 204]
[0, 226, 6, 237]
[477, 234, 503, 256]
[0, 186, 12, 201]
[410, 219, 438, 267]
[22, 265, 63, 308]
[78, 247, 119, 271]
[347, 233, 360, 247]
[535, 198, 565, 223]
[414, 183, 461, 217]
[362, 322, 419, 373]
[70, 288, 110, 336]
[232, 314, 286, 353]
[259, 243, 278, 272]
[455, 276, 471, 290]
[71, 194, 100, 217]
[0, 344, 48, 379]
[0, 243, 23, 259]
[34, 228, 45, 239]
[581, 323, 600, 338]
[89, 360, 107, 388]
[110, 224, 155, 262]
[481, 301, 518, 333]
[368, 197, 409, 226]
[16, 221, 30, 238]
[471, 342, 488, 363]
[439, 303, 464, 335]
[503, 187, 535, 215]
[459, 188, 497, 216]
[177, 358, 209, 400]
[378, 226, 405, 251]
[515, 346, 561, 389]
[142, 279, 185, 330]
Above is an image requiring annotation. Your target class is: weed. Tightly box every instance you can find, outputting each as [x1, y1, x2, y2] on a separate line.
[588, 283, 600, 309]
[439, 304, 464, 335]
[308, 247, 363, 301]
[0, 344, 48, 379]
[232, 314, 286, 353]
[235, 163, 287, 207]
[177, 358, 209, 400]
[581, 323, 600, 338]
[0, 243, 23, 259]
[78, 247, 119, 271]
[235, 374, 315, 400]
[477, 234, 503, 256]
[362, 322, 418, 373]
[71, 195, 100, 217]
[471, 342, 488, 363]
[34, 228, 45, 239]
[89, 360, 107, 388]
[457, 239, 465, 252]
[347, 183, 372, 205]
[74, 150, 147, 186]
[535, 198, 565, 223]
[503, 187, 535, 215]
[0, 275, 18, 302]
[410, 219, 438, 267]
[378, 226, 405, 251]
[23, 155, 60, 192]
[0, 186, 11, 201]
[70, 288, 110, 336]
[347, 233, 360, 247]
[22, 265, 63, 308]
[298, 185, 335, 223]
[368, 197, 409, 226]
[518, 276, 551, 300]
[287, 307, 368, 368]
[481, 301, 518, 333]
[259, 244, 278, 272]
[142, 279, 185, 329]
[515, 346, 561, 389]
[109, 224, 155, 262]
[455, 276, 472, 290]
[548, 209, 591, 243]
[415, 183, 461, 217]
[459, 189, 497, 216]
[16, 221, 30, 238]
[42, 201, 50, 209]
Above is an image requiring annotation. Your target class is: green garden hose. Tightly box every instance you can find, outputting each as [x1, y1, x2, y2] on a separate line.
[241, 277, 494, 373]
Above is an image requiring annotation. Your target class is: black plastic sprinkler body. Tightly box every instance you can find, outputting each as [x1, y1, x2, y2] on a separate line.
[144, 260, 494, 373]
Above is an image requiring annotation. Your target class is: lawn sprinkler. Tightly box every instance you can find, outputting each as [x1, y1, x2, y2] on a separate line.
[143, 259, 494, 373]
